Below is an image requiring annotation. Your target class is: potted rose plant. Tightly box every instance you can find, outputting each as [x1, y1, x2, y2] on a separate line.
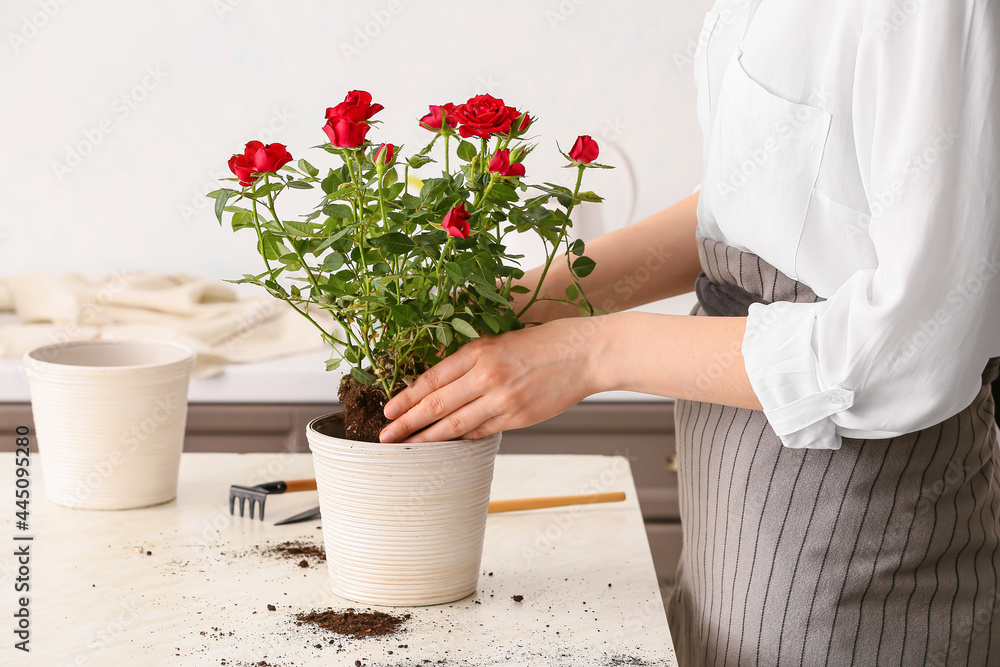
[209, 90, 609, 605]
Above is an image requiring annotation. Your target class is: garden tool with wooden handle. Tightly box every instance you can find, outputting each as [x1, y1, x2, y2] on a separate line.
[229, 478, 625, 523]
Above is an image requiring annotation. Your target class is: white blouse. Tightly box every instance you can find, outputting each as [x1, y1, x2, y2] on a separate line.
[694, 0, 1000, 449]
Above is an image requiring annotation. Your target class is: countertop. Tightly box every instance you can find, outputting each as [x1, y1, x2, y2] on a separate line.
[0, 452, 676, 666]
[0, 350, 672, 404]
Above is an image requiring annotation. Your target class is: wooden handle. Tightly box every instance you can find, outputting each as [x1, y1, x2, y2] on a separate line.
[487, 491, 625, 514]
[284, 478, 318, 493]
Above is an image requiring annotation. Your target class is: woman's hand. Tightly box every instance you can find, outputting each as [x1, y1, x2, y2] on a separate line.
[379, 317, 608, 443]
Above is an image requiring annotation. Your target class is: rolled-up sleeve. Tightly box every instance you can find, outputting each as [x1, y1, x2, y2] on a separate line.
[742, 0, 1000, 449]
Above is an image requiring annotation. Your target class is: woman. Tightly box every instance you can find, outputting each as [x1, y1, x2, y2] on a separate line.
[380, 0, 1000, 664]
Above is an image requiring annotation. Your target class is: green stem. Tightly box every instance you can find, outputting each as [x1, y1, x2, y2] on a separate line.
[515, 165, 586, 320]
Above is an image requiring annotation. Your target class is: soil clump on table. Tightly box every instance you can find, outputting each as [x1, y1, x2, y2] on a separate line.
[262, 540, 326, 564]
[294, 607, 411, 639]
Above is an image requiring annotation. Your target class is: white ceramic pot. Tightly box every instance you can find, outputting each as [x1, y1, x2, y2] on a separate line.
[24, 341, 195, 510]
[306, 412, 501, 606]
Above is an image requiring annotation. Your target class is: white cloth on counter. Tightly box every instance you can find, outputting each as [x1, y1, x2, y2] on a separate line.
[694, 0, 1000, 449]
[0, 271, 334, 377]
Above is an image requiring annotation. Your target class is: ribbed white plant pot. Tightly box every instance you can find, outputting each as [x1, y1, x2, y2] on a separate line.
[23, 341, 195, 510]
[306, 412, 501, 607]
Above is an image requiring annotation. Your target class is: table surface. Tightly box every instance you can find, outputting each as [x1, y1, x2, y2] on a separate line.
[0, 452, 676, 666]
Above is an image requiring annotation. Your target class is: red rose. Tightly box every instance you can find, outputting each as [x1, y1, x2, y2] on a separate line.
[452, 94, 524, 139]
[487, 149, 525, 178]
[569, 135, 599, 164]
[228, 141, 293, 187]
[374, 143, 395, 167]
[323, 117, 371, 148]
[325, 90, 384, 123]
[419, 103, 459, 132]
[441, 203, 471, 239]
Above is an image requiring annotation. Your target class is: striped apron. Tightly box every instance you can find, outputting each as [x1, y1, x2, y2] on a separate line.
[666, 235, 1000, 666]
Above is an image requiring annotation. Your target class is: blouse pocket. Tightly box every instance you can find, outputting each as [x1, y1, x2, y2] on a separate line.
[700, 50, 832, 272]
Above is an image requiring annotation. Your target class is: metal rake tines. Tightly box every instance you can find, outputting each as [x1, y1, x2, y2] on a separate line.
[229, 485, 269, 520]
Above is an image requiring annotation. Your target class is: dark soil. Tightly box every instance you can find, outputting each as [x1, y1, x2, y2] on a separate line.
[293, 607, 410, 639]
[339, 376, 393, 443]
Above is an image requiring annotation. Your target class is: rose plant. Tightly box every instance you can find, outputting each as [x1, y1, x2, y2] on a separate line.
[209, 90, 611, 441]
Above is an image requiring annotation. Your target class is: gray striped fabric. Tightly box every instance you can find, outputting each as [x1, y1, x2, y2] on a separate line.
[666, 235, 1000, 666]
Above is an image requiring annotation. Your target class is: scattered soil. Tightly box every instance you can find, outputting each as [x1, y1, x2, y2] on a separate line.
[338, 376, 393, 442]
[294, 607, 411, 639]
[262, 540, 326, 564]
[511, 595, 523, 603]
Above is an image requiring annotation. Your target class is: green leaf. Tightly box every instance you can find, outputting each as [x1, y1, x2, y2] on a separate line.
[569, 239, 585, 256]
[350, 367, 377, 385]
[321, 170, 344, 194]
[231, 209, 254, 231]
[457, 141, 477, 161]
[571, 255, 597, 278]
[451, 318, 480, 340]
[390, 304, 420, 327]
[325, 358, 341, 371]
[565, 283, 579, 300]
[323, 203, 354, 219]
[434, 325, 453, 346]
[576, 190, 603, 202]
[370, 232, 415, 254]
[480, 312, 501, 334]
[249, 182, 282, 198]
[444, 262, 465, 285]
[282, 220, 317, 237]
[212, 188, 236, 224]
[287, 180, 314, 190]
[321, 252, 345, 272]
[298, 159, 319, 178]
[510, 284, 531, 294]
[436, 303, 455, 319]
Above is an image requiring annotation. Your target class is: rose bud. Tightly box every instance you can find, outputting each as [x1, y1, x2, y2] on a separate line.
[487, 149, 525, 178]
[323, 117, 371, 148]
[374, 143, 395, 168]
[441, 202, 471, 239]
[569, 135, 600, 164]
[325, 90, 384, 123]
[419, 103, 459, 132]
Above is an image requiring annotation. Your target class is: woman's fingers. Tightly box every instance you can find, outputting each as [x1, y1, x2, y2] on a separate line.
[401, 397, 498, 443]
[383, 346, 477, 420]
[380, 347, 482, 442]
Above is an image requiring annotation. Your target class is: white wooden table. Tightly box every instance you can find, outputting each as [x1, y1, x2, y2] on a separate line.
[0, 452, 676, 666]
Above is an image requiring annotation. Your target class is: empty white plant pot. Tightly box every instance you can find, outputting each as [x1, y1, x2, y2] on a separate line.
[306, 412, 501, 606]
[24, 341, 195, 510]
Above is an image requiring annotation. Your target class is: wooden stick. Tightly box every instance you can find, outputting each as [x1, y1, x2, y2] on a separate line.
[487, 491, 626, 514]
[284, 478, 318, 493]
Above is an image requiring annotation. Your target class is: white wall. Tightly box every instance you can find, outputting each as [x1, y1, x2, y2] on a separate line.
[2, 0, 711, 315]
